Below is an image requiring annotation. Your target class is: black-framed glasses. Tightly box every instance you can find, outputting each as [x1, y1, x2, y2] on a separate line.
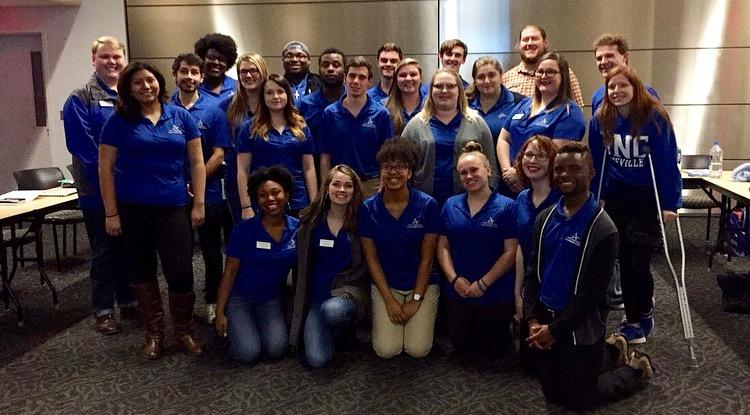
[283, 53, 309, 61]
[381, 162, 409, 173]
[432, 83, 458, 91]
[535, 69, 560, 78]
[522, 152, 549, 161]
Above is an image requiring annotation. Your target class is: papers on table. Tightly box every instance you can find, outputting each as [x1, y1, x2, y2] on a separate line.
[40, 187, 77, 197]
[0, 190, 42, 203]
[684, 169, 709, 177]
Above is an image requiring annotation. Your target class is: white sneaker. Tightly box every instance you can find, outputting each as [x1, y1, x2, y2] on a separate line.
[205, 303, 216, 324]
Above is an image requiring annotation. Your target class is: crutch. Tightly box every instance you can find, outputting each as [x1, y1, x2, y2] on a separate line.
[596, 151, 624, 309]
[645, 147, 699, 368]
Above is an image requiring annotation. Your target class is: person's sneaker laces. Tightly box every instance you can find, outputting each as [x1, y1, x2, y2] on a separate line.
[628, 350, 655, 380]
[618, 322, 646, 345]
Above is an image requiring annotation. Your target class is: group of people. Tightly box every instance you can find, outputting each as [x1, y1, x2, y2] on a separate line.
[61, 25, 682, 411]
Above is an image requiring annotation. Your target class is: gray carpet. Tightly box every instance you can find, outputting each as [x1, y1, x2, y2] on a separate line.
[1, 217, 749, 414]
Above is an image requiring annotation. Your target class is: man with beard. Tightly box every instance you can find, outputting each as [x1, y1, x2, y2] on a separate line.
[523, 142, 653, 411]
[368, 42, 402, 103]
[282, 40, 322, 104]
[503, 24, 584, 107]
[63, 36, 137, 335]
[193, 33, 238, 101]
[298, 47, 347, 163]
[170, 53, 231, 324]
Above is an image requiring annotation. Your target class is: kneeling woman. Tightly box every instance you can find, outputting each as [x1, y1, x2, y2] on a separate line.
[214, 166, 298, 363]
[290, 165, 369, 368]
[359, 138, 441, 359]
[438, 142, 518, 358]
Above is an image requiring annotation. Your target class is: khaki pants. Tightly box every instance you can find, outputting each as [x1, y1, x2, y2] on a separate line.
[371, 284, 439, 359]
[361, 177, 381, 198]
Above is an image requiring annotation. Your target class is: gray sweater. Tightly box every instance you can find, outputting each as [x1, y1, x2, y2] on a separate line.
[401, 111, 497, 195]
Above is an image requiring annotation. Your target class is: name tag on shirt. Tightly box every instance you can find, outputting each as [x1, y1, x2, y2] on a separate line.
[99, 100, 114, 107]
[512, 113, 525, 120]
[319, 239, 335, 248]
[256, 241, 271, 250]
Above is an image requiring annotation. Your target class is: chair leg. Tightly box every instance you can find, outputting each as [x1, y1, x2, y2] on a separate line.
[62, 223, 68, 258]
[706, 208, 712, 243]
[73, 223, 78, 255]
[51, 224, 62, 272]
[35, 233, 58, 306]
[1, 247, 9, 310]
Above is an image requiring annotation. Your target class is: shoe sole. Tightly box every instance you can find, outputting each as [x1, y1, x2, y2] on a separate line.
[627, 337, 647, 345]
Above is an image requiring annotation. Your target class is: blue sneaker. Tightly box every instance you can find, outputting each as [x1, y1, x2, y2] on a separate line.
[618, 322, 646, 345]
[640, 315, 654, 338]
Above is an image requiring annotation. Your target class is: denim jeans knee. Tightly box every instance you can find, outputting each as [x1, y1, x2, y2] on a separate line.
[320, 296, 356, 328]
[226, 296, 287, 363]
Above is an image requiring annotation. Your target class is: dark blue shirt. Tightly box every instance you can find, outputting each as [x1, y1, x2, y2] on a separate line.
[170, 93, 231, 204]
[62, 75, 118, 209]
[218, 95, 253, 192]
[380, 89, 427, 128]
[289, 76, 308, 105]
[100, 104, 201, 206]
[310, 220, 353, 304]
[359, 189, 440, 290]
[367, 84, 389, 103]
[226, 215, 299, 302]
[320, 96, 395, 178]
[502, 97, 586, 162]
[236, 122, 315, 210]
[591, 84, 659, 115]
[539, 194, 599, 311]
[430, 114, 463, 206]
[516, 188, 561, 261]
[589, 110, 682, 210]
[469, 86, 518, 142]
[440, 193, 518, 305]
[298, 90, 336, 154]
[199, 76, 237, 101]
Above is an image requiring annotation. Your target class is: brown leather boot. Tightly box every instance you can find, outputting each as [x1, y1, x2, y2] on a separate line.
[169, 291, 203, 356]
[132, 281, 165, 360]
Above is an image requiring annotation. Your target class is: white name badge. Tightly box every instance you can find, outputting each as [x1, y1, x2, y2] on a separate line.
[319, 239, 335, 248]
[256, 241, 272, 250]
[512, 113, 525, 120]
[99, 100, 114, 107]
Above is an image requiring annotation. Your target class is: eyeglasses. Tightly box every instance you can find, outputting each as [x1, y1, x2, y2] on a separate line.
[535, 69, 560, 78]
[283, 53, 309, 61]
[522, 152, 549, 161]
[432, 83, 458, 91]
[204, 53, 228, 64]
[381, 162, 409, 173]
[240, 67, 260, 76]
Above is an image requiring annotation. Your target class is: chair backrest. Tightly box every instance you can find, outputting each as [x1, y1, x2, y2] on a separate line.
[680, 155, 711, 170]
[13, 167, 64, 190]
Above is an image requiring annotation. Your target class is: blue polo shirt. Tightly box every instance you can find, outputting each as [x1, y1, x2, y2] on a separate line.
[62, 75, 118, 209]
[379, 89, 427, 127]
[469, 86, 518, 141]
[171, 93, 231, 204]
[320, 96, 395, 178]
[227, 215, 299, 303]
[539, 194, 599, 311]
[430, 114, 463, 206]
[502, 97, 586, 162]
[516, 188, 561, 260]
[367, 84, 389, 103]
[199, 76, 237, 101]
[591, 84, 659, 115]
[100, 104, 201, 206]
[289, 76, 308, 104]
[440, 193, 518, 305]
[298, 90, 337, 154]
[218, 96, 253, 194]
[359, 188, 440, 290]
[236, 122, 315, 210]
[309, 221, 353, 304]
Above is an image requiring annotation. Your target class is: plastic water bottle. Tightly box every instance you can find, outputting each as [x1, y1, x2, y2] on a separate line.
[709, 141, 723, 179]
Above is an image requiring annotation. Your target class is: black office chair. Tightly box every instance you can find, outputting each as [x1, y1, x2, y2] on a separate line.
[681, 155, 720, 242]
[13, 167, 84, 271]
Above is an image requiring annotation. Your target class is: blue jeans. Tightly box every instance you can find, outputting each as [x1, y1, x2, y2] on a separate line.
[225, 295, 287, 363]
[303, 296, 356, 368]
[82, 207, 135, 316]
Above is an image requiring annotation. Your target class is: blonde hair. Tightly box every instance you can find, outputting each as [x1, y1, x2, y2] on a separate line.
[227, 53, 269, 134]
[385, 58, 422, 134]
[90, 36, 126, 56]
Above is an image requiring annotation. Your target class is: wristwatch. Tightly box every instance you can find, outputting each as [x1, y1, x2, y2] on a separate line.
[413, 293, 424, 301]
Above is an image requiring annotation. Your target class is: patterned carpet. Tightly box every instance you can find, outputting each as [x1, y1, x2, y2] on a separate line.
[1, 217, 749, 414]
